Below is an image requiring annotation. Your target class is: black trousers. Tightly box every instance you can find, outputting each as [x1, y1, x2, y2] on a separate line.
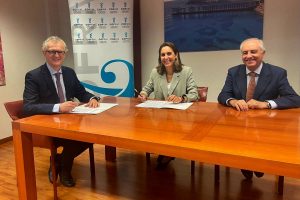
[54, 138, 91, 173]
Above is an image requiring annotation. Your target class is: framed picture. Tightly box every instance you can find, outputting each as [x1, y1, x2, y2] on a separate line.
[0, 32, 6, 86]
[164, 0, 264, 52]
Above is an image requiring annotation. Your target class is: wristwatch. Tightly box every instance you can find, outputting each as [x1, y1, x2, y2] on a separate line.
[181, 95, 187, 103]
[265, 101, 271, 109]
[92, 96, 100, 102]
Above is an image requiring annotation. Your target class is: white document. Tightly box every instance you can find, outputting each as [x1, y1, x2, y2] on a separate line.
[136, 100, 193, 110]
[71, 103, 118, 114]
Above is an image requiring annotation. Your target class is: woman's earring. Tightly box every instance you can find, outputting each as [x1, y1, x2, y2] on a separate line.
[174, 57, 179, 66]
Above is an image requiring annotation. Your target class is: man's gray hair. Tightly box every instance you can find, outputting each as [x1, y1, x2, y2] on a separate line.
[42, 36, 68, 52]
[240, 38, 266, 52]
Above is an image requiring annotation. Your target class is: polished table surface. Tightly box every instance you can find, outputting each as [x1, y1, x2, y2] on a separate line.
[13, 97, 300, 199]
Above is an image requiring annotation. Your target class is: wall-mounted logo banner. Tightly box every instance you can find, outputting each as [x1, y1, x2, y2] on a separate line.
[0, 32, 6, 86]
[68, 0, 134, 97]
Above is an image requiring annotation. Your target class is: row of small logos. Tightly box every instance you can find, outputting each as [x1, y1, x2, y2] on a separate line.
[74, 17, 131, 25]
[70, 2, 131, 14]
[73, 24, 131, 29]
[71, 8, 130, 15]
[73, 32, 132, 44]
[72, 17, 131, 29]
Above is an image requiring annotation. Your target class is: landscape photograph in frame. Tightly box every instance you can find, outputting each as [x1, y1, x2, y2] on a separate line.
[164, 0, 264, 52]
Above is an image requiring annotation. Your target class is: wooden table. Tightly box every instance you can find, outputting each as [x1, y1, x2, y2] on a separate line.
[12, 97, 300, 199]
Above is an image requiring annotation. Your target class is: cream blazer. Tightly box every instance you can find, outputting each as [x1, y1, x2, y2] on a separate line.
[141, 66, 199, 102]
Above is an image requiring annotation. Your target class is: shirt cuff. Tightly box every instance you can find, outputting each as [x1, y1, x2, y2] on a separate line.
[52, 104, 60, 113]
[140, 91, 148, 97]
[226, 98, 235, 106]
[266, 100, 277, 109]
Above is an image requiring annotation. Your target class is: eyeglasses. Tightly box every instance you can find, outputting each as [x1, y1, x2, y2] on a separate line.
[46, 50, 66, 56]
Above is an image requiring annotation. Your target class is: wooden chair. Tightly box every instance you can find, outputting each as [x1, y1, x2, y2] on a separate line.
[197, 86, 208, 102]
[4, 100, 96, 200]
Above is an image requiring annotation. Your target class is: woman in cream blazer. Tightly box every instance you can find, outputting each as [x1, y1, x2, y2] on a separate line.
[139, 42, 199, 169]
[139, 42, 198, 103]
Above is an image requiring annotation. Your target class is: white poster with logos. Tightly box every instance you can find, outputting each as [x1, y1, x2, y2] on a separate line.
[68, 0, 134, 97]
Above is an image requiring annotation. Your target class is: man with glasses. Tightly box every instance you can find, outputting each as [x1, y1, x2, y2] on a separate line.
[23, 36, 100, 187]
[218, 38, 300, 179]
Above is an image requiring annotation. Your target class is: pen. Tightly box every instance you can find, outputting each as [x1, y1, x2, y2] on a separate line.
[134, 89, 139, 94]
[134, 88, 141, 98]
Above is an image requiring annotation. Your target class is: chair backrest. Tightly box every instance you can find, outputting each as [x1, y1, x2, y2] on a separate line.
[4, 100, 24, 120]
[4, 100, 53, 148]
[197, 87, 208, 102]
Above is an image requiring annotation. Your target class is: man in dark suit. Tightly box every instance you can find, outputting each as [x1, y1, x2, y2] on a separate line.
[23, 36, 100, 187]
[218, 38, 300, 179]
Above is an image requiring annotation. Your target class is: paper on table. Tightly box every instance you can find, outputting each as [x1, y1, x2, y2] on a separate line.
[71, 103, 118, 114]
[136, 100, 193, 110]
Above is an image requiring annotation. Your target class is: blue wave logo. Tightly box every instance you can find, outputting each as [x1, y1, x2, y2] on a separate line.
[81, 59, 134, 97]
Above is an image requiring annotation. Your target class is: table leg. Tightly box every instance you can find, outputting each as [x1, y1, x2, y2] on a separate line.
[214, 165, 220, 184]
[105, 145, 116, 161]
[278, 176, 284, 195]
[13, 122, 37, 200]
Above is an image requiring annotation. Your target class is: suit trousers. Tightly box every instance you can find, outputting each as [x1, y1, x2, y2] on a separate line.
[54, 138, 91, 173]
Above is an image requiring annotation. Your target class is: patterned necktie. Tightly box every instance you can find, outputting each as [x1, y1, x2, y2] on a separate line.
[246, 72, 256, 102]
[54, 73, 65, 103]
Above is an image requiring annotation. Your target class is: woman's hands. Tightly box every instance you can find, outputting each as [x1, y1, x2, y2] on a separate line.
[167, 95, 183, 103]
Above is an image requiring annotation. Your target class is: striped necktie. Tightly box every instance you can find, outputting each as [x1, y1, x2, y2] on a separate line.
[54, 73, 65, 103]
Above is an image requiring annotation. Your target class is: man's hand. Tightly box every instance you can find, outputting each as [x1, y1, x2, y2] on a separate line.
[247, 99, 269, 109]
[229, 99, 249, 111]
[85, 98, 99, 108]
[59, 101, 79, 113]
[229, 99, 270, 111]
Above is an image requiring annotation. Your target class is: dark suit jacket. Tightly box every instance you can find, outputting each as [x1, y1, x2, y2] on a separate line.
[218, 63, 300, 109]
[23, 64, 94, 116]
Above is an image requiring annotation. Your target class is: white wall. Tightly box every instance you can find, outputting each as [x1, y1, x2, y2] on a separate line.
[0, 0, 48, 139]
[0, 0, 75, 140]
[140, 0, 300, 102]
